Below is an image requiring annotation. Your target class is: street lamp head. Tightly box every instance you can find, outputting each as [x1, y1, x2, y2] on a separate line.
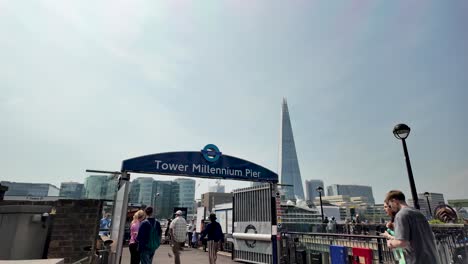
[316, 186, 323, 193]
[424, 192, 430, 198]
[393, 123, 411, 140]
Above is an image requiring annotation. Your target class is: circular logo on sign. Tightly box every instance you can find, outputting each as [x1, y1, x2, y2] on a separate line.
[201, 144, 222, 162]
[244, 224, 258, 248]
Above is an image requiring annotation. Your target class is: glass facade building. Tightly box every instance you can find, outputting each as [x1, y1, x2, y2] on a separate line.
[84, 175, 117, 200]
[279, 99, 305, 200]
[305, 180, 324, 202]
[154, 181, 180, 219]
[128, 178, 181, 219]
[326, 184, 375, 205]
[131, 177, 155, 206]
[1, 181, 59, 197]
[174, 178, 196, 215]
[59, 182, 84, 199]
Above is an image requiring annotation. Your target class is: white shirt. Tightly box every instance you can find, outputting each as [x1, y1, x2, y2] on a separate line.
[170, 216, 187, 242]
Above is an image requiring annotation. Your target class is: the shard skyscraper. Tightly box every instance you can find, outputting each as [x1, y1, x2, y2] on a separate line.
[278, 98, 305, 200]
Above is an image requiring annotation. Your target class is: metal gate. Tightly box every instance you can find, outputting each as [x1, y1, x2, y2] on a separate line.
[233, 184, 276, 264]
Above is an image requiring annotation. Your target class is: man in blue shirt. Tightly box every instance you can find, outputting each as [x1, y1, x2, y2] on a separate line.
[99, 213, 111, 236]
[200, 213, 224, 264]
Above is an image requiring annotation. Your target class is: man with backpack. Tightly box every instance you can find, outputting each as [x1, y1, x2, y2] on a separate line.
[137, 207, 162, 264]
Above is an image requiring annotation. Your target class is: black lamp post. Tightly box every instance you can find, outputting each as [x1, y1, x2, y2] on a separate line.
[316, 186, 324, 222]
[424, 192, 432, 218]
[393, 123, 420, 209]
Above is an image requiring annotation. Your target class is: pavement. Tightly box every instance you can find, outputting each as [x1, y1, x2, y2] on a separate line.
[121, 245, 236, 264]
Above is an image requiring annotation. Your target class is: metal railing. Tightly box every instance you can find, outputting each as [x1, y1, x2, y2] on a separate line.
[281, 232, 393, 264]
[281, 224, 467, 264]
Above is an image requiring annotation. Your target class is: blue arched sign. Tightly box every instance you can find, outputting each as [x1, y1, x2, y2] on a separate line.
[121, 144, 278, 183]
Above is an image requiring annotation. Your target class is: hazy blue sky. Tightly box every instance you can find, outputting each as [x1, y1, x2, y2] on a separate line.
[1, 1, 467, 201]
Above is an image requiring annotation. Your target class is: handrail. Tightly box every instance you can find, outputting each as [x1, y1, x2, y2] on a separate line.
[283, 231, 385, 240]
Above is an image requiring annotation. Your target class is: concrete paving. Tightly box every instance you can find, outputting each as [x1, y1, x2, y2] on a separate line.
[121, 245, 236, 264]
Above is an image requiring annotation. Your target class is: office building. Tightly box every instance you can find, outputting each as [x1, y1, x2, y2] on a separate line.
[408, 193, 445, 218]
[327, 184, 375, 205]
[1, 181, 59, 197]
[315, 195, 351, 206]
[154, 180, 180, 219]
[364, 204, 390, 224]
[279, 99, 305, 200]
[174, 178, 196, 215]
[419, 192, 445, 217]
[128, 181, 140, 204]
[130, 177, 156, 206]
[59, 182, 84, 199]
[84, 175, 117, 200]
[408, 198, 430, 217]
[305, 180, 324, 202]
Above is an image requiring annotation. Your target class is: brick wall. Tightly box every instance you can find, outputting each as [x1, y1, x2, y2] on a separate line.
[1, 199, 103, 263]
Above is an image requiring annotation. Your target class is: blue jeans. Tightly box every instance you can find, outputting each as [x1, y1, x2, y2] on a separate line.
[140, 249, 155, 264]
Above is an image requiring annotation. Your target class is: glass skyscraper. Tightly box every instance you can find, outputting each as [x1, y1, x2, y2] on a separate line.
[305, 180, 324, 202]
[128, 178, 182, 219]
[131, 177, 155, 206]
[84, 175, 117, 200]
[1, 181, 60, 197]
[59, 182, 84, 199]
[279, 99, 305, 200]
[154, 180, 180, 219]
[174, 178, 196, 215]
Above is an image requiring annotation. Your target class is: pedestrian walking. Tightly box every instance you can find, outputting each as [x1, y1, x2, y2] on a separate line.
[187, 219, 195, 247]
[129, 210, 145, 264]
[137, 207, 162, 264]
[165, 219, 173, 244]
[170, 210, 187, 264]
[385, 190, 440, 264]
[191, 228, 198, 248]
[200, 213, 224, 264]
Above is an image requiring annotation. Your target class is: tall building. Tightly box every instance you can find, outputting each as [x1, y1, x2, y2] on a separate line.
[128, 181, 141, 204]
[174, 178, 196, 215]
[409, 192, 445, 218]
[1, 181, 59, 197]
[153, 180, 180, 219]
[84, 175, 117, 200]
[130, 177, 155, 206]
[327, 184, 375, 205]
[278, 99, 305, 200]
[59, 182, 84, 199]
[305, 180, 324, 202]
[420, 192, 445, 215]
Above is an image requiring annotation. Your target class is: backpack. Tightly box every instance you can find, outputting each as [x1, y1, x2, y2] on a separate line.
[147, 220, 161, 251]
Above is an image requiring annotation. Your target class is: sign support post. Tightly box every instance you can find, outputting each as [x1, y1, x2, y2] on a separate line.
[110, 171, 130, 264]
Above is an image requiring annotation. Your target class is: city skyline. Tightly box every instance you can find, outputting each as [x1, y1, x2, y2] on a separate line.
[1, 1, 467, 201]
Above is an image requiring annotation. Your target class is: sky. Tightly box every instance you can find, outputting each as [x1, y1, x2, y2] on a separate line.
[1, 1, 467, 202]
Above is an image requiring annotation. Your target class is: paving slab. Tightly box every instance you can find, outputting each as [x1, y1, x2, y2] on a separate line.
[121, 245, 236, 264]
